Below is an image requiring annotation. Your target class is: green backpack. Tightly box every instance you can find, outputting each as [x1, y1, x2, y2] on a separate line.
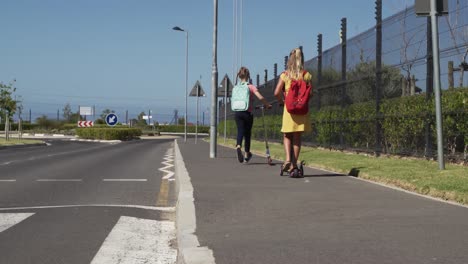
[231, 82, 250, 111]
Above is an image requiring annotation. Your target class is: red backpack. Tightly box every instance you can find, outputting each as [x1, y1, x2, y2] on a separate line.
[284, 71, 312, 115]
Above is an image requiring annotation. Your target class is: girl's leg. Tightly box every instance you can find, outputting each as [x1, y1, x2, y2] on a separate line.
[234, 113, 244, 148]
[244, 112, 254, 153]
[292, 132, 302, 167]
[283, 133, 293, 163]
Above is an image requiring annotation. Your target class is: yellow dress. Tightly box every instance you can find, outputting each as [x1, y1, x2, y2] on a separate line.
[280, 71, 312, 133]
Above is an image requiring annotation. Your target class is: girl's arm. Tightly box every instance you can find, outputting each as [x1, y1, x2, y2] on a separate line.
[253, 91, 272, 108]
[274, 78, 285, 104]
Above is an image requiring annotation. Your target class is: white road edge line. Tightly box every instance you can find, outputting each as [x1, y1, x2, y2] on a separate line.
[103, 179, 148, 182]
[91, 216, 177, 264]
[0, 180, 16, 182]
[174, 139, 216, 264]
[0, 204, 175, 212]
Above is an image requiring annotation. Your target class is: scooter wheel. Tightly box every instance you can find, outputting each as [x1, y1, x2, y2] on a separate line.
[289, 168, 299, 178]
[280, 164, 284, 176]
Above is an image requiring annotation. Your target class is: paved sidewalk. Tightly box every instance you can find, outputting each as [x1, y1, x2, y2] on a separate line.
[176, 139, 468, 264]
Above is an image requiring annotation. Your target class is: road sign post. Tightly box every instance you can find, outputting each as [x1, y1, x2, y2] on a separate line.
[416, 0, 448, 170]
[190, 80, 206, 144]
[218, 74, 233, 143]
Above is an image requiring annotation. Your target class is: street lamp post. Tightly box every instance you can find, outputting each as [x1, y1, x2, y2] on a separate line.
[210, 0, 218, 158]
[173, 26, 189, 143]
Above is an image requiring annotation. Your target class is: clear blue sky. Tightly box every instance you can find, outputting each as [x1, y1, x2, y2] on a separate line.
[0, 0, 413, 123]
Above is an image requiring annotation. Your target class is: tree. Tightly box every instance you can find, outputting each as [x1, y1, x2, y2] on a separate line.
[347, 61, 402, 103]
[178, 117, 185, 125]
[136, 111, 148, 126]
[0, 81, 17, 121]
[399, 5, 425, 96]
[100, 108, 115, 120]
[36, 115, 55, 129]
[63, 103, 73, 122]
[16, 95, 23, 121]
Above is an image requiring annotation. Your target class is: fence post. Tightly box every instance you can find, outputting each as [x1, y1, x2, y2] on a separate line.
[284, 56, 288, 71]
[317, 34, 323, 111]
[340, 17, 347, 148]
[448, 61, 454, 90]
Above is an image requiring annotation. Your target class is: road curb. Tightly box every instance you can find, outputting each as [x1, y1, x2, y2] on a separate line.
[174, 139, 215, 264]
[0, 142, 47, 150]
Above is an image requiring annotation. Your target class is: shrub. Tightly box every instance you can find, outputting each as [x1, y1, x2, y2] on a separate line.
[76, 128, 142, 140]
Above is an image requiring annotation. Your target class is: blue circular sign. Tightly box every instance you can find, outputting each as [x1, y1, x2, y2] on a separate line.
[105, 113, 118, 126]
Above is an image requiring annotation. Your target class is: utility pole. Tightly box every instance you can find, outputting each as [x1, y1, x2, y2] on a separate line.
[430, 0, 445, 169]
[210, 0, 219, 158]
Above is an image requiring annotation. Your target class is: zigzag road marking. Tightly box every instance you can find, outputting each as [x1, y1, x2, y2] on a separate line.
[159, 148, 175, 180]
[156, 148, 175, 207]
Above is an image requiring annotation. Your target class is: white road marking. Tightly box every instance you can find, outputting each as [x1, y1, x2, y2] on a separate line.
[91, 216, 177, 264]
[159, 148, 175, 180]
[36, 179, 82, 182]
[0, 204, 175, 212]
[0, 179, 16, 182]
[103, 179, 148, 182]
[1, 161, 14, 165]
[0, 213, 35, 233]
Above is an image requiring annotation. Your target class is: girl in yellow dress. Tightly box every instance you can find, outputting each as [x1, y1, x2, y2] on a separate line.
[274, 48, 312, 176]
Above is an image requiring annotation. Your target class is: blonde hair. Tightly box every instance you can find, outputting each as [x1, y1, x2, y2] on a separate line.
[286, 48, 304, 80]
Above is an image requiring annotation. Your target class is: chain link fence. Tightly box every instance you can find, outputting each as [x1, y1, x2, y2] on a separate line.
[220, 1, 468, 163]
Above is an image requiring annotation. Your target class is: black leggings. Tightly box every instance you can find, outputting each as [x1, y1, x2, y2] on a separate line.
[235, 111, 254, 153]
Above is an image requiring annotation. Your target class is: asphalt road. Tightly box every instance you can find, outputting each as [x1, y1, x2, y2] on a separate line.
[0, 139, 178, 264]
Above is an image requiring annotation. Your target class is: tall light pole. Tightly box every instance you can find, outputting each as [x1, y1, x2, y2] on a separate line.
[210, 0, 218, 158]
[173, 26, 189, 143]
[429, 0, 445, 170]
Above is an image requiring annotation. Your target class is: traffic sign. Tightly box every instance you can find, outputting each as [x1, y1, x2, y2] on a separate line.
[79, 106, 93, 116]
[189, 80, 206, 97]
[415, 0, 448, 16]
[77, 121, 94, 127]
[218, 74, 233, 97]
[105, 113, 118, 126]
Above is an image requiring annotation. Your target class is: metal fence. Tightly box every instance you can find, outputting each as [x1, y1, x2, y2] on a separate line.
[220, 0, 468, 163]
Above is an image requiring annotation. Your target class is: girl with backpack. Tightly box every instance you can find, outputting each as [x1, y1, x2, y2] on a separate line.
[273, 48, 312, 177]
[233, 67, 272, 163]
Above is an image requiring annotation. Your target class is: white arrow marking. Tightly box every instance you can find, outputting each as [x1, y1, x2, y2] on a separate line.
[0, 213, 35, 233]
[91, 216, 177, 264]
[109, 116, 115, 123]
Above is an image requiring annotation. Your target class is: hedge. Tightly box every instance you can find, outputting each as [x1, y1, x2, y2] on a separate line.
[75, 128, 142, 140]
[220, 88, 468, 159]
[156, 125, 209, 134]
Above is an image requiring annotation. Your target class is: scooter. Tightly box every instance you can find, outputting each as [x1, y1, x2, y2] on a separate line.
[256, 105, 273, 165]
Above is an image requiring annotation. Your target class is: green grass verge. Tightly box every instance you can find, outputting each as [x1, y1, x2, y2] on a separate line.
[0, 138, 44, 146]
[217, 137, 468, 206]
